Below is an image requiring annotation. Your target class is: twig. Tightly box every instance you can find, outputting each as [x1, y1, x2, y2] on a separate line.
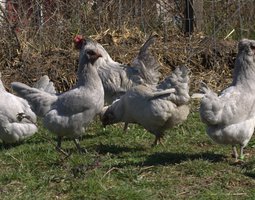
[6, 153, 23, 167]
[102, 167, 118, 179]
[139, 166, 154, 171]
[230, 193, 247, 196]
[224, 29, 235, 40]
[177, 191, 189, 196]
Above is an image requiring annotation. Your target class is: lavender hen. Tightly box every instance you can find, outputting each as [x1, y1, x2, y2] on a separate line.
[11, 42, 104, 152]
[101, 66, 190, 145]
[200, 39, 255, 162]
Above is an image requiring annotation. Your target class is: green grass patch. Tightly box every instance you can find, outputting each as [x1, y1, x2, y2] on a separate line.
[1, 111, 255, 199]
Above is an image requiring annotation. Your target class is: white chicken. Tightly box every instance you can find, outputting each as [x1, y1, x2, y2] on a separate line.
[0, 73, 37, 144]
[199, 39, 255, 162]
[101, 66, 190, 145]
[74, 34, 161, 105]
[11, 43, 104, 152]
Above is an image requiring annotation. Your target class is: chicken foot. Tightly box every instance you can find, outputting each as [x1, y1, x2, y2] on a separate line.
[232, 145, 239, 162]
[240, 145, 245, 160]
[152, 134, 165, 147]
[123, 122, 129, 132]
[73, 138, 88, 154]
[232, 145, 245, 163]
[54, 136, 70, 157]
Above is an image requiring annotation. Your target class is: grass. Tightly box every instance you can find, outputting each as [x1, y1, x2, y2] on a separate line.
[1, 111, 255, 199]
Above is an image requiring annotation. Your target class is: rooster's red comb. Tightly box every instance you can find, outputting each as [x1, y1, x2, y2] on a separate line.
[74, 35, 84, 49]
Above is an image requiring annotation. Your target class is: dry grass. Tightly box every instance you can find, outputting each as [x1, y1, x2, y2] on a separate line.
[0, 26, 237, 94]
[1, 1, 247, 94]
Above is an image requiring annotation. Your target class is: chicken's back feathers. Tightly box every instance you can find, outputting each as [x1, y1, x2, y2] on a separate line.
[11, 82, 57, 117]
[11, 74, 57, 117]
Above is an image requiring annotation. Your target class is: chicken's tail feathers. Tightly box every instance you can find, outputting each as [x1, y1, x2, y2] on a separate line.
[33, 75, 56, 94]
[134, 60, 161, 85]
[173, 65, 190, 82]
[148, 88, 176, 100]
[190, 81, 210, 99]
[191, 93, 205, 99]
[158, 65, 190, 89]
[199, 81, 212, 94]
[11, 82, 57, 117]
[131, 34, 161, 85]
[138, 33, 159, 57]
[156, 66, 190, 104]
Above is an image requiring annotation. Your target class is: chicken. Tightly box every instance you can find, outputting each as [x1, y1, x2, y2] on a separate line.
[101, 66, 190, 145]
[11, 44, 104, 152]
[199, 39, 255, 162]
[0, 73, 37, 144]
[74, 34, 161, 105]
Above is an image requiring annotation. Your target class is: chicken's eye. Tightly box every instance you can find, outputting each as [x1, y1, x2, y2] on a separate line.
[86, 50, 96, 56]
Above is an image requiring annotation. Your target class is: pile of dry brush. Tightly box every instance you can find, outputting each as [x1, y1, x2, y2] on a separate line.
[0, 26, 237, 94]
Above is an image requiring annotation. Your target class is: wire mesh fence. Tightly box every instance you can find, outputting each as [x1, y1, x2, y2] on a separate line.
[0, 0, 255, 91]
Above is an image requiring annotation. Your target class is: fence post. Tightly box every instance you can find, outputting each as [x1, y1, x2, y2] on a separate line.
[184, 0, 194, 36]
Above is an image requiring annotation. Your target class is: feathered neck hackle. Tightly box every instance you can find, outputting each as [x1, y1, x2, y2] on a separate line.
[232, 39, 255, 90]
[0, 73, 6, 91]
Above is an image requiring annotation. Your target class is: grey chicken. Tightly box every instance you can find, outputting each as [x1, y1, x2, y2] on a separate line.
[199, 39, 255, 162]
[11, 43, 104, 152]
[101, 66, 190, 145]
[74, 34, 161, 105]
[0, 73, 37, 144]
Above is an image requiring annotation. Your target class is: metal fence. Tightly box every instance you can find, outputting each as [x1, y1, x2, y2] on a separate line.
[1, 1, 255, 41]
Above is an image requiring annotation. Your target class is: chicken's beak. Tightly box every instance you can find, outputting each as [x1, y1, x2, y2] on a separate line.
[96, 51, 102, 59]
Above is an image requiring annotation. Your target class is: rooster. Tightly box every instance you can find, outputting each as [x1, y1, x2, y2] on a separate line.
[199, 39, 255, 162]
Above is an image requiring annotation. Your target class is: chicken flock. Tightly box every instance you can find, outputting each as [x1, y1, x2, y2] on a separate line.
[1, 35, 255, 163]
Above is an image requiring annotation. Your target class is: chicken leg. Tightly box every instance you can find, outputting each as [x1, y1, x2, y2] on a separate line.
[73, 138, 87, 153]
[240, 145, 245, 160]
[232, 145, 239, 162]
